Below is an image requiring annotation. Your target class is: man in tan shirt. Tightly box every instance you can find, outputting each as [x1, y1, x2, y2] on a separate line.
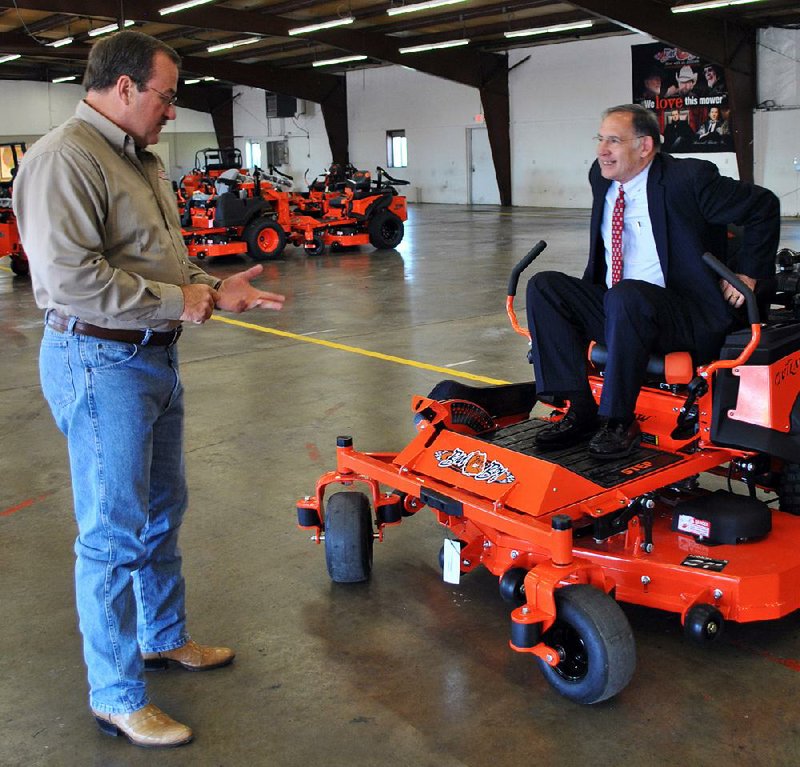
[14, 30, 284, 748]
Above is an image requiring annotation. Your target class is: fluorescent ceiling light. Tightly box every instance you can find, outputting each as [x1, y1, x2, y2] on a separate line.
[671, 0, 762, 12]
[0, 54, 21, 64]
[288, 17, 355, 35]
[387, 0, 467, 16]
[52, 75, 77, 83]
[313, 54, 368, 67]
[399, 39, 469, 53]
[184, 76, 217, 84]
[88, 20, 135, 38]
[47, 37, 74, 48]
[159, 0, 215, 15]
[206, 36, 261, 53]
[504, 20, 593, 38]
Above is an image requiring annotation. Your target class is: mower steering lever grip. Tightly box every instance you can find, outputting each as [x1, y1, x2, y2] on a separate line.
[508, 241, 547, 296]
[701, 252, 760, 326]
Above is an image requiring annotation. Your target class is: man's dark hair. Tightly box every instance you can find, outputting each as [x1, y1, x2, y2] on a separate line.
[83, 30, 181, 92]
[603, 104, 661, 151]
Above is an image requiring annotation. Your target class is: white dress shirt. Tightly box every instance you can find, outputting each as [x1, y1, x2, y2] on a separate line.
[600, 162, 664, 289]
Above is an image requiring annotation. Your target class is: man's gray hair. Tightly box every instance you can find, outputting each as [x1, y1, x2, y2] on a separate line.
[603, 104, 661, 151]
[83, 30, 181, 93]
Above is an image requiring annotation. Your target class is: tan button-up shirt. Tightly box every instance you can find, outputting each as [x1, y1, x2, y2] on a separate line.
[13, 100, 219, 331]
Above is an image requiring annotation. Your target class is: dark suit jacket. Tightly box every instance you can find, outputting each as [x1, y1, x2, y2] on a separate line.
[585, 152, 780, 356]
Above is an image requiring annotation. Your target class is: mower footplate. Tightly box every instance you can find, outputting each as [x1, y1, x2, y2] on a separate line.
[480, 419, 683, 489]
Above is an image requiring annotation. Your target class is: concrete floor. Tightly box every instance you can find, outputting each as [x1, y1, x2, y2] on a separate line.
[3, 203, 800, 767]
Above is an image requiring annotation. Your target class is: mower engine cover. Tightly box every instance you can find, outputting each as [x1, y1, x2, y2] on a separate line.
[671, 490, 771, 545]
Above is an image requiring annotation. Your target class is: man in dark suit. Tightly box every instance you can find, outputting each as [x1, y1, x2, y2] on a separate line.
[526, 104, 779, 459]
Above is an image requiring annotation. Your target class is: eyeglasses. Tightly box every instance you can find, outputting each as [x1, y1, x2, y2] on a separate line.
[144, 85, 178, 107]
[593, 134, 644, 146]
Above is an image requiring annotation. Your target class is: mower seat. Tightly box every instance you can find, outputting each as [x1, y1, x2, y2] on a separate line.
[588, 342, 695, 386]
[214, 193, 270, 227]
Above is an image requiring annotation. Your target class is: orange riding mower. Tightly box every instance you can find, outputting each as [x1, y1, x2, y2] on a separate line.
[0, 142, 28, 276]
[284, 165, 410, 256]
[296, 241, 800, 704]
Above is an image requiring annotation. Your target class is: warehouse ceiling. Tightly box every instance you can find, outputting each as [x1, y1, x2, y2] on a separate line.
[0, 0, 797, 92]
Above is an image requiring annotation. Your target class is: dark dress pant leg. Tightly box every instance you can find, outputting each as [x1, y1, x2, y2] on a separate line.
[526, 271, 606, 398]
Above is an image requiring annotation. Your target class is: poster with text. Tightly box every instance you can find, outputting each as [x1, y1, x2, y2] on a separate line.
[632, 43, 732, 154]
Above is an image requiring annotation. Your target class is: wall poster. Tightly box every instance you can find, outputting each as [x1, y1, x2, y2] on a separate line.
[632, 43, 732, 154]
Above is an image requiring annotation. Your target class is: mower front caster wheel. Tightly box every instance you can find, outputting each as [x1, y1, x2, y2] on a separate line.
[538, 585, 636, 704]
[684, 604, 724, 645]
[499, 567, 528, 606]
[324, 492, 374, 583]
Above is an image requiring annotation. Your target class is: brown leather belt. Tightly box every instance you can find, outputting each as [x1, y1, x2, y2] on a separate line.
[46, 311, 182, 346]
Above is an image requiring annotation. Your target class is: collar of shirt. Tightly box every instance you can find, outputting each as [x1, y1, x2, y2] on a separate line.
[76, 100, 141, 162]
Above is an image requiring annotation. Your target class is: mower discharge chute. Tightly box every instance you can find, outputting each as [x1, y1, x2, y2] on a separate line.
[296, 241, 800, 704]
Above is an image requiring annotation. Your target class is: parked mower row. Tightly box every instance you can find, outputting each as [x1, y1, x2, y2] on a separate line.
[177, 149, 409, 262]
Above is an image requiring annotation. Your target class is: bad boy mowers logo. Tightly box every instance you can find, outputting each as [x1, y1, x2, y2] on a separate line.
[434, 447, 515, 484]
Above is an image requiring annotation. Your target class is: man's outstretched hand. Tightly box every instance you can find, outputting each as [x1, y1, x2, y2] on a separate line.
[215, 265, 286, 313]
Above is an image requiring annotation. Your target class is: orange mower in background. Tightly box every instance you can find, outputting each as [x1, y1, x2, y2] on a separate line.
[296, 241, 800, 704]
[0, 142, 28, 276]
[287, 165, 410, 256]
[178, 150, 295, 261]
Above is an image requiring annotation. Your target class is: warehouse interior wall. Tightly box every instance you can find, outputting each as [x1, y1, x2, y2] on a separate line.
[230, 30, 800, 214]
[0, 80, 217, 182]
[0, 29, 797, 212]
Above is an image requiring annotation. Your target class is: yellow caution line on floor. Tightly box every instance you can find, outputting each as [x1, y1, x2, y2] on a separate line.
[210, 314, 511, 385]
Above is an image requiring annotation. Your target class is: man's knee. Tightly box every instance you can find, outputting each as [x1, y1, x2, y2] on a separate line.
[603, 280, 658, 320]
[526, 271, 577, 303]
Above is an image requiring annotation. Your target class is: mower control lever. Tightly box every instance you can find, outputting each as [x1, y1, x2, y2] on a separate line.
[508, 241, 547, 297]
[701, 252, 760, 326]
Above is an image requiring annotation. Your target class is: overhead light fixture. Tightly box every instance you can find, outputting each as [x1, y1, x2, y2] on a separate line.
[399, 39, 469, 53]
[313, 54, 368, 67]
[0, 54, 21, 64]
[47, 37, 74, 48]
[206, 36, 261, 53]
[288, 17, 355, 35]
[387, 0, 468, 16]
[184, 76, 217, 84]
[504, 20, 593, 38]
[88, 20, 135, 38]
[159, 0, 215, 15]
[671, 0, 762, 12]
[52, 75, 77, 83]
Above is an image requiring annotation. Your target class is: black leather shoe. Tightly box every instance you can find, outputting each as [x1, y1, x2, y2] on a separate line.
[535, 409, 598, 448]
[588, 419, 642, 460]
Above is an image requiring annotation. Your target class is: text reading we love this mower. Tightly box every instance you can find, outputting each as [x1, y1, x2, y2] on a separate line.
[297, 241, 800, 704]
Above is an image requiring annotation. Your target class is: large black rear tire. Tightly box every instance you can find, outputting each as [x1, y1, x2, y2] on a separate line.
[324, 492, 374, 583]
[537, 585, 635, 704]
[778, 462, 800, 515]
[368, 210, 404, 249]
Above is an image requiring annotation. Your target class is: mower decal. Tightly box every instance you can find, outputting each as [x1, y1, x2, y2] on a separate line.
[681, 555, 729, 572]
[675, 514, 712, 539]
[434, 448, 515, 484]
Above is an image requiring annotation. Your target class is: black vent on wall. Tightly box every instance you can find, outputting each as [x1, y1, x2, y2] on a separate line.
[266, 92, 297, 118]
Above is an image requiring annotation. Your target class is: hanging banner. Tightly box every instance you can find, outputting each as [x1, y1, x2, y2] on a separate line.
[632, 43, 732, 154]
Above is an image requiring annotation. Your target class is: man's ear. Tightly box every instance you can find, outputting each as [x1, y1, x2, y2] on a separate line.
[115, 75, 135, 106]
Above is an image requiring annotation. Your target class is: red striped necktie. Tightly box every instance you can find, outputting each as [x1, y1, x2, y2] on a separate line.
[611, 184, 625, 286]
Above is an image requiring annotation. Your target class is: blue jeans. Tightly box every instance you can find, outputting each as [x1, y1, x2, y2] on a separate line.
[39, 322, 189, 713]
